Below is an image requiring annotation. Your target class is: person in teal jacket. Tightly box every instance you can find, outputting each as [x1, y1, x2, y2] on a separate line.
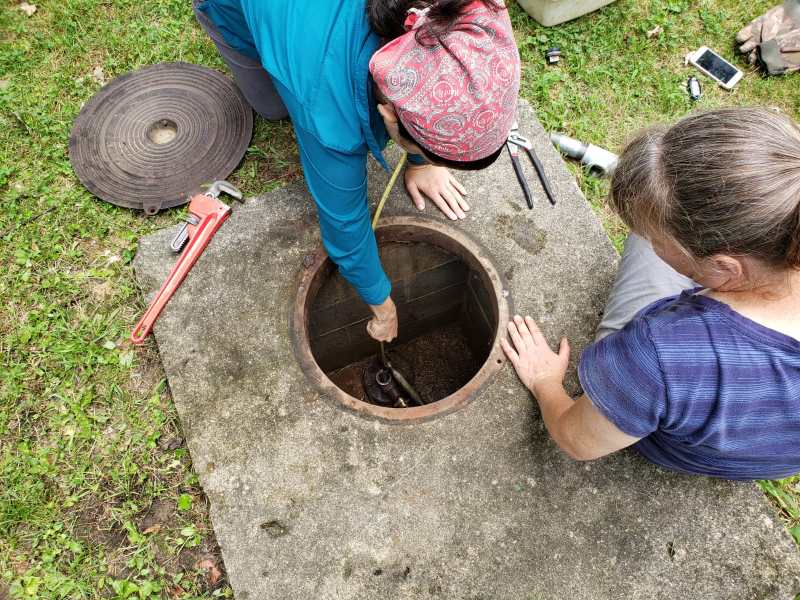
[193, 0, 520, 341]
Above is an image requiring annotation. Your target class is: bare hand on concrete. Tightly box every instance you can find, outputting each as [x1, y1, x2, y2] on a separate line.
[367, 296, 398, 342]
[404, 163, 469, 221]
[501, 315, 570, 395]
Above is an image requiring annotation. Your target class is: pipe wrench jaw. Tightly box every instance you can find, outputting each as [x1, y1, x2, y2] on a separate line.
[170, 213, 201, 253]
[168, 181, 242, 253]
[205, 180, 243, 201]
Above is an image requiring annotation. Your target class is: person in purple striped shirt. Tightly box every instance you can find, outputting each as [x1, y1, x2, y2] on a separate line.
[502, 108, 800, 480]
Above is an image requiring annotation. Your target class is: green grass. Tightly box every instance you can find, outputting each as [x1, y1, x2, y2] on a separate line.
[509, 0, 800, 250]
[1, 0, 799, 597]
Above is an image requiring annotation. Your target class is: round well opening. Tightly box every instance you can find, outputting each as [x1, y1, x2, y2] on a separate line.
[292, 217, 510, 423]
[147, 119, 178, 145]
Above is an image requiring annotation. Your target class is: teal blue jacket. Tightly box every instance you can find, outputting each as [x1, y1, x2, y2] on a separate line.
[198, 0, 425, 305]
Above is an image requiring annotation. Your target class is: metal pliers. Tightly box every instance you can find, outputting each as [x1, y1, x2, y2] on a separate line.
[506, 122, 557, 208]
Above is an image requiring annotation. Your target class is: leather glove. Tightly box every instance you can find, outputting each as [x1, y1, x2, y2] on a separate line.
[736, 0, 800, 64]
[758, 28, 800, 75]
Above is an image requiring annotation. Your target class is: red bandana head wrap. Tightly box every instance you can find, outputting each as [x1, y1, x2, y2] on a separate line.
[369, 1, 521, 162]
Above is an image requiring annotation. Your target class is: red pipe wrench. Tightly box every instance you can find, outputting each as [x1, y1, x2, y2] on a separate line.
[130, 181, 242, 345]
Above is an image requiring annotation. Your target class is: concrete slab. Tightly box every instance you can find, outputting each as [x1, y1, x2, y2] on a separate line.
[134, 101, 800, 599]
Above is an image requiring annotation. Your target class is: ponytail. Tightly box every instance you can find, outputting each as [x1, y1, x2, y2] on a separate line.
[367, 0, 503, 42]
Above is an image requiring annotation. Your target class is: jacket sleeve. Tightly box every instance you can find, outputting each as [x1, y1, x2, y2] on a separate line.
[293, 124, 392, 306]
[407, 153, 428, 166]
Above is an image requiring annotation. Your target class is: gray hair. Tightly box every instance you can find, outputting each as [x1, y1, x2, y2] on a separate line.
[610, 108, 800, 270]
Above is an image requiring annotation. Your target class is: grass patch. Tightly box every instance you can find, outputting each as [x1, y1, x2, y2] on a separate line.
[0, 0, 279, 596]
[0, 0, 798, 597]
[761, 477, 800, 545]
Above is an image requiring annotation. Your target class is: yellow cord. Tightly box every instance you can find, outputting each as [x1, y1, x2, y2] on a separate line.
[371, 151, 408, 384]
[372, 151, 407, 230]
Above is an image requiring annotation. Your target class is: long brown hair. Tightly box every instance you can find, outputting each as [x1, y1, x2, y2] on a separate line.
[610, 108, 800, 270]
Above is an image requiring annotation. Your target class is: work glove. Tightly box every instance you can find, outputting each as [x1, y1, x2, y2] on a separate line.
[736, 0, 800, 65]
[758, 29, 800, 75]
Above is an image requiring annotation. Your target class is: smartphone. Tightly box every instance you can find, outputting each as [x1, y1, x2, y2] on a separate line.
[686, 47, 743, 90]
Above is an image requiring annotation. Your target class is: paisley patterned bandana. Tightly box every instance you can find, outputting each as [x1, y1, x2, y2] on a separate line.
[369, 1, 520, 162]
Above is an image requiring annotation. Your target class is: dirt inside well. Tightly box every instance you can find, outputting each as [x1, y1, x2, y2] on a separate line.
[328, 321, 480, 405]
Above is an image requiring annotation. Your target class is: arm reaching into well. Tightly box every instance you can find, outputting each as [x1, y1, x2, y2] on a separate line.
[367, 296, 398, 342]
[293, 122, 397, 342]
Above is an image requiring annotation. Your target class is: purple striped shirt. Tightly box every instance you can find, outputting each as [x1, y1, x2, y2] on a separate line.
[579, 290, 800, 480]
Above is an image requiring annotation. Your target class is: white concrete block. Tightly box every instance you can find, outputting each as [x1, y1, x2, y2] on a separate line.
[516, 0, 617, 26]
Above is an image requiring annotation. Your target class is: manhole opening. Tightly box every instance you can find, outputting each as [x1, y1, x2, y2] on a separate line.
[294, 219, 508, 422]
[147, 119, 178, 145]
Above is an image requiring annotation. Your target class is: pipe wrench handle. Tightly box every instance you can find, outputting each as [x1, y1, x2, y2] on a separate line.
[131, 204, 230, 345]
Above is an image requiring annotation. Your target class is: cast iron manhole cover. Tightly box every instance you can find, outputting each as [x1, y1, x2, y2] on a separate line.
[69, 62, 253, 215]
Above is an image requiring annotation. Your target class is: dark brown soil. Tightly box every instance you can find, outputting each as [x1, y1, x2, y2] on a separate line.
[135, 497, 173, 533]
[328, 321, 479, 406]
[72, 498, 126, 549]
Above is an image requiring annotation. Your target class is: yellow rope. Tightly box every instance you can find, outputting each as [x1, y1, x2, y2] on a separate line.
[372, 151, 408, 230]
[371, 150, 409, 390]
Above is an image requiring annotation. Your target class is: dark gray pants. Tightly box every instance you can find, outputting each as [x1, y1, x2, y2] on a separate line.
[596, 234, 695, 340]
[193, 2, 289, 120]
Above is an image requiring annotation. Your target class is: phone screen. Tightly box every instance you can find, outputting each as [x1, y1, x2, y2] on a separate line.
[696, 50, 738, 83]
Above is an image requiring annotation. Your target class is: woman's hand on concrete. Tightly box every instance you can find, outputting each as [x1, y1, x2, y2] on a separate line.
[404, 163, 469, 221]
[367, 296, 398, 342]
[501, 315, 570, 395]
